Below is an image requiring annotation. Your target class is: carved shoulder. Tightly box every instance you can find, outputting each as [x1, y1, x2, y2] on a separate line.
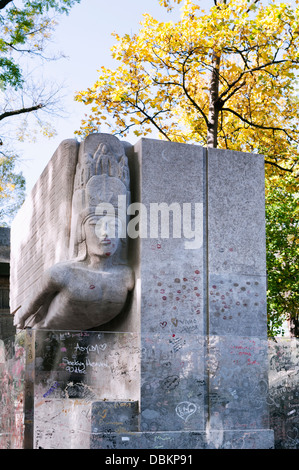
[46, 261, 72, 289]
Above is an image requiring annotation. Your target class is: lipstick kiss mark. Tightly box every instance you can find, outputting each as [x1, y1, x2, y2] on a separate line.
[89, 285, 95, 289]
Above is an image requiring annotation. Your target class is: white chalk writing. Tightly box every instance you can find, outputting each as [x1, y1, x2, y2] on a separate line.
[74, 343, 107, 354]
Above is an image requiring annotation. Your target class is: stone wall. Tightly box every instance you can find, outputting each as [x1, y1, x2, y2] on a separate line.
[10, 139, 79, 313]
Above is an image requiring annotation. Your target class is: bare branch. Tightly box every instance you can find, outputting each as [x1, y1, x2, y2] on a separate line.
[0, 103, 44, 122]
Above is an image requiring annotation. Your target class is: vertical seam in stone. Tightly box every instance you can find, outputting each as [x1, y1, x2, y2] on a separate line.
[204, 146, 211, 430]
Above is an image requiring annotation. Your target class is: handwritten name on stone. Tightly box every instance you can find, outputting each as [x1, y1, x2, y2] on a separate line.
[175, 401, 197, 422]
[86, 358, 109, 369]
[74, 343, 107, 354]
[62, 357, 109, 373]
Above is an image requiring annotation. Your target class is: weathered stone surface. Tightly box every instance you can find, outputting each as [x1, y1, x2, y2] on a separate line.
[90, 430, 274, 449]
[208, 273, 268, 337]
[6, 135, 275, 449]
[12, 134, 134, 331]
[207, 335, 270, 430]
[134, 138, 205, 336]
[91, 401, 139, 433]
[10, 139, 79, 313]
[207, 148, 266, 277]
[140, 334, 205, 432]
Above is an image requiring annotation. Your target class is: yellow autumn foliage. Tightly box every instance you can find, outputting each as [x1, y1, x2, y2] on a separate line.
[75, 0, 299, 177]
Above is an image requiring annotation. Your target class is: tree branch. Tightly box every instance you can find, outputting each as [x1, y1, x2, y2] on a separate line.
[0, 0, 13, 10]
[181, 56, 210, 128]
[0, 103, 44, 122]
[116, 93, 172, 141]
[222, 106, 298, 140]
[219, 80, 246, 104]
[219, 58, 289, 104]
[265, 160, 294, 173]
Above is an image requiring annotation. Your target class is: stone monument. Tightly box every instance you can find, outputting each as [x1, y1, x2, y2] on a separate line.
[12, 134, 133, 330]
[3, 133, 274, 449]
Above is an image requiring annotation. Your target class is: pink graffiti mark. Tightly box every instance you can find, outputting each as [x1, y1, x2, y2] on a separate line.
[90, 285, 95, 289]
[247, 359, 258, 365]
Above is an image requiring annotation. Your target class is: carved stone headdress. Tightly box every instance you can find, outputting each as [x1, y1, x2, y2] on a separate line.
[69, 133, 131, 260]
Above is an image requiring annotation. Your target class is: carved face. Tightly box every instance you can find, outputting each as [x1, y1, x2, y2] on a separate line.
[84, 215, 121, 258]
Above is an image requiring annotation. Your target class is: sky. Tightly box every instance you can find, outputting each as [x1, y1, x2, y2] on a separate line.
[14, 0, 185, 195]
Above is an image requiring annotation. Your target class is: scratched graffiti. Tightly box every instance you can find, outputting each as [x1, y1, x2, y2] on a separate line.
[32, 330, 140, 449]
[207, 335, 271, 431]
[140, 334, 205, 433]
[0, 331, 298, 449]
[175, 402, 198, 422]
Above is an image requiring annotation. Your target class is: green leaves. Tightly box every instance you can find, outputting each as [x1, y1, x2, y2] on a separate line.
[0, 0, 81, 90]
[0, 57, 22, 89]
[266, 177, 299, 337]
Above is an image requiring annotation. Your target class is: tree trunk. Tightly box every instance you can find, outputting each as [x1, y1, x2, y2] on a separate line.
[207, 52, 221, 148]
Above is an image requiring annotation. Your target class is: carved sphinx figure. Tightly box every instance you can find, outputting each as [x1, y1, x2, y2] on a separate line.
[14, 135, 134, 330]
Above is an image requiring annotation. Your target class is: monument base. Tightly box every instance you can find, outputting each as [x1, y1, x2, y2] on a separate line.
[90, 430, 274, 450]
[0, 330, 275, 449]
